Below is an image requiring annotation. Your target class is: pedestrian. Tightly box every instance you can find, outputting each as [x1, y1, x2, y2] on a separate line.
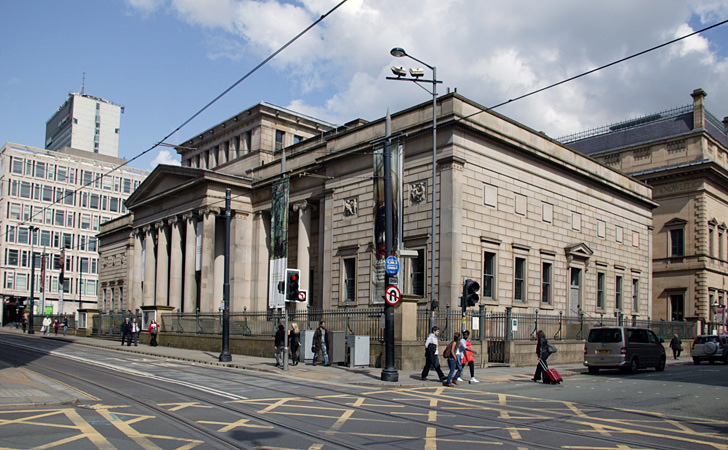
[460, 330, 479, 383]
[532, 330, 552, 383]
[121, 317, 130, 345]
[274, 324, 285, 367]
[53, 319, 59, 335]
[21, 316, 27, 333]
[312, 320, 330, 366]
[670, 333, 682, 360]
[421, 326, 446, 381]
[289, 322, 301, 366]
[443, 332, 463, 387]
[148, 319, 159, 347]
[41, 315, 52, 335]
[129, 317, 139, 346]
[62, 316, 68, 336]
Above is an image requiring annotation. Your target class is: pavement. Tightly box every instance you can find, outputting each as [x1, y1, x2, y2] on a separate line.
[0, 326, 688, 408]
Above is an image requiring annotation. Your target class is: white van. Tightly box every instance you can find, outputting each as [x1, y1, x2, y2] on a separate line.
[584, 326, 666, 374]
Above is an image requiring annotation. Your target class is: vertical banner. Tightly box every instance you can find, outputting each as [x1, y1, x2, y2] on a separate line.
[58, 249, 64, 315]
[269, 177, 289, 309]
[372, 145, 400, 303]
[40, 254, 46, 314]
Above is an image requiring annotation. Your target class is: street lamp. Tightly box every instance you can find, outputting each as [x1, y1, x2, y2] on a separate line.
[28, 226, 37, 334]
[387, 47, 442, 330]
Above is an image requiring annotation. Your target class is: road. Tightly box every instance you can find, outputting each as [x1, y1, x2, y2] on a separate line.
[0, 333, 726, 449]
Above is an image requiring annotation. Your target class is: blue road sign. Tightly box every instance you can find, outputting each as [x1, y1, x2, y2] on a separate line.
[385, 256, 399, 276]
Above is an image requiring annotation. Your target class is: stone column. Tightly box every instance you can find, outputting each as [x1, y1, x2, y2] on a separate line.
[132, 230, 143, 311]
[142, 225, 156, 307]
[199, 208, 217, 312]
[155, 221, 170, 306]
[230, 211, 252, 311]
[321, 192, 334, 308]
[294, 201, 312, 311]
[168, 216, 183, 311]
[439, 156, 465, 307]
[253, 211, 269, 311]
[229, 137, 237, 161]
[183, 213, 198, 313]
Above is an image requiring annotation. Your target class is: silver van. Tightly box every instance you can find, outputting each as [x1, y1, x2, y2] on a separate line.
[584, 326, 666, 374]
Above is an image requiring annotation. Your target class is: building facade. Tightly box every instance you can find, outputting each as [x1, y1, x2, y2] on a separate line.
[112, 94, 655, 324]
[562, 89, 728, 328]
[0, 142, 148, 323]
[45, 93, 123, 157]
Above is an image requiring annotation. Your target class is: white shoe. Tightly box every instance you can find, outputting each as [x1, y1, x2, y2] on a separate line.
[469, 377, 479, 383]
[457, 377, 464, 382]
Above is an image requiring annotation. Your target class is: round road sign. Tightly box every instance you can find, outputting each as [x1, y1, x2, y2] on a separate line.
[298, 291, 307, 302]
[385, 285, 401, 306]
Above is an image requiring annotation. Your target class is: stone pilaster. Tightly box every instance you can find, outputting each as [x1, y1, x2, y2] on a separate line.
[142, 225, 156, 307]
[183, 212, 198, 313]
[294, 200, 312, 311]
[168, 216, 183, 311]
[155, 220, 170, 306]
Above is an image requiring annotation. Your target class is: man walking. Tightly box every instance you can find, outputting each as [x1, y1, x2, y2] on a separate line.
[312, 320, 330, 366]
[421, 326, 445, 381]
[62, 316, 68, 336]
[121, 317, 130, 345]
[129, 318, 140, 346]
[274, 324, 286, 367]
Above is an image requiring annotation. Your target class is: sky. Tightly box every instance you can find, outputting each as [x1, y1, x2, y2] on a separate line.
[1, 1, 727, 172]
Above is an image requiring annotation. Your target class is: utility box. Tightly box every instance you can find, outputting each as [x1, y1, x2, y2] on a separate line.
[347, 335, 370, 367]
[329, 330, 346, 364]
[300, 329, 315, 361]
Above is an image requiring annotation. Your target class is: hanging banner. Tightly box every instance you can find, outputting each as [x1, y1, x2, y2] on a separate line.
[371, 143, 401, 304]
[269, 177, 289, 309]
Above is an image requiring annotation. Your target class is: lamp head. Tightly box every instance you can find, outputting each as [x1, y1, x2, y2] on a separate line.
[409, 68, 425, 78]
[390, 47, 407, 58]
[390, 66, 407, 77]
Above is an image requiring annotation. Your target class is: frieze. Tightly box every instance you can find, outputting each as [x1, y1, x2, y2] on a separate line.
[654, 180, 702, 195]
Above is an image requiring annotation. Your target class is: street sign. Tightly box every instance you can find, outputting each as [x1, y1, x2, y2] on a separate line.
[384, 285, 401, 306]
[385, 256, 399, 276]
[297, 290, 307, 302]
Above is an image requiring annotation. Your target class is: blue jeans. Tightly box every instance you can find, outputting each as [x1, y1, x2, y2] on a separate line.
[314, 342, 329, 365]
[446, 358, 463, 384]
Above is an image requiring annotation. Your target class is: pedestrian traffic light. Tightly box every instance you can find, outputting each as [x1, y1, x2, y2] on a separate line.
[463, 279, 480, 307]
[286, 269, 301, 301]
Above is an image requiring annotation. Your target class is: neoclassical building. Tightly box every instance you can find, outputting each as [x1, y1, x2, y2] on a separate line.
[102, 94, 655, 324]
[562, 89, 728, 328]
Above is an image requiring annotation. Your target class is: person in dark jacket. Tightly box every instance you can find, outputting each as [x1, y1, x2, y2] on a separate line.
[121, 317, 131, 345]
[669, 334, 682, 360]
[532, 330, 551, 383]
[421, 326, 445, 381]
[274, 324, 286, 367]
[312, 320, 330, 366]
[289, 323, 301, 366]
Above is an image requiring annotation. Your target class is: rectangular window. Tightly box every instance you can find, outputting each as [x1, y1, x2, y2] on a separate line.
[123, 178, 132, 193]
[42, 185, 53, 202]
[11, 157, 23, 174]
[90, 194, 99, 209]
[275, 130, 285, 151]
[9, 179, 18, 197]
[710, 228, 714, 256]
[68, 168, 76, 185]
[83, 170, 93, 186]
[62, 233, 72, 249]
[411, 249, 425, 297]
[632, 278, 639, 312]
[35, 161, 45, 179]
[720, 231, 724, 260]
[597, 272, 605, 309]
[19, 181, 31, 198]
[80, 214, 91, 230]
[64, 189, 74, 206]
[55, 210, 64, 226]
[79, 235, 86, 251]
[6, 226, 15, 243]
[8, 203, 21, 219]
[670, 229, 684, 257]
[57, 166, 67, 183]
[15, 273, 27, 291]
[88, 237, 97, 252]
[514, 257, 526, 302]
[4, 271, 13, 289]
[343, 257, 356, 302]
[102, 176, 113, 191]
[40, 230, 51, 246]
[109, 197, 119, 212]
[80, 257, 89, 273]
[670, 294, 684, 321]
[17, 227, 28, 244]
[86, 279, 96, 296]
[6, 249, 18, 266]
[541, 262, 552, 305]
[615, 275, 623, 310]
[483, 252, 495, 299]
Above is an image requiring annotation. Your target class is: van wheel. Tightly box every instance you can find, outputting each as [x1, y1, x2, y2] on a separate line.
[628, 358, 639, 374]
[588, 366, 599, 374]
[693, 358, 700, 365]
[655, 356, 666, 372]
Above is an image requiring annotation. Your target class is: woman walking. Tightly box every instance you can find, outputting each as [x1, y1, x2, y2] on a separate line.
[444, 332, 463, 387]
[460, 330, 478, 383]
[669, 333, 682, 360]
[532, 330, 551, 383]
[148, 320, 159, 347]
[289, 323, 301, 366]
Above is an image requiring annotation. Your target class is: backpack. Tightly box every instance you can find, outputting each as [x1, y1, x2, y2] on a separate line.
[443, 342, 453, 359]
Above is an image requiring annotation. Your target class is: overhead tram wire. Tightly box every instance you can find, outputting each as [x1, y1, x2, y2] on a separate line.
[457, 18, 728, 122]
[4, 0, 350, 242]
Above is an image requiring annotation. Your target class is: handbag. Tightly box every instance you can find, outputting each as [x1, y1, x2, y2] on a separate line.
[547, 343, 558, 354]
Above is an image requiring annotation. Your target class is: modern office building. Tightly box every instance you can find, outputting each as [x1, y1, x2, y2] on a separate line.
[105, 94, 654, 324]
[562, 89, 728, 329]
[45, 92, 123, 157]
[0, 142, 148, 324]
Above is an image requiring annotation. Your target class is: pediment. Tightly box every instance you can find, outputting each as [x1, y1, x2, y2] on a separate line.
[565, 243, 593, 260]
[125, 165, 206, 208]
[665, 218, 688, 228]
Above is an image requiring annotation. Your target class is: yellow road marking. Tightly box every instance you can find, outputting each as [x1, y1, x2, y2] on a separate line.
[158, 402, 213, 412]
[326, 409, 355, 434]
[425, 426, 437, 450]
[95, 408, 162, 449]
[63, 407, 116, 450]
[21, 368, 101, 401]
[198, 418, 273, 432]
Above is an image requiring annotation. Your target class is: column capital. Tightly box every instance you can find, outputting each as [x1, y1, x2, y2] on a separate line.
[292, 200, 310, 212]
[167, 215, 181, 227]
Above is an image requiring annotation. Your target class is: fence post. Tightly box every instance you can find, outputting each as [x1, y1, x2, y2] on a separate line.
[478, 304, 485, 342]
[557, 311, 563, 340]
[505, 306, 512, 341]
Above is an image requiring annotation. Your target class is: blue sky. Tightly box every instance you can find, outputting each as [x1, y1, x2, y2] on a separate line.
[2, 1, 727, 172]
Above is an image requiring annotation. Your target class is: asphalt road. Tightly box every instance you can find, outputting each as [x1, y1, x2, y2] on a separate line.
[1, 334, 726, 449]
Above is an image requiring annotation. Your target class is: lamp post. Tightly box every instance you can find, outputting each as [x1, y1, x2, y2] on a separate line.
[387, 47, 442, 330]
[28, 226, 36, 334]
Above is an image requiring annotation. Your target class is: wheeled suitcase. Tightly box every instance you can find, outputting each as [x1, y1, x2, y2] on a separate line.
[539, 359, 563, 384]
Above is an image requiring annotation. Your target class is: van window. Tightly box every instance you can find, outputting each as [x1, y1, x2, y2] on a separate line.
[627, 329, 648, 343]
[647, 330, 659, 344]
[588, 328, 622, 343]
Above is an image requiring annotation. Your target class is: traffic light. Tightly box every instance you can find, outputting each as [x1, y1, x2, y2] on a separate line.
[463, 279, 480, 307]
[286, 269, 301, 301]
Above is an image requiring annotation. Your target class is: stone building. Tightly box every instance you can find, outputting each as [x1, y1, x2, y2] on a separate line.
[562, 89, 728, 328]
[109, 94, 655, 324]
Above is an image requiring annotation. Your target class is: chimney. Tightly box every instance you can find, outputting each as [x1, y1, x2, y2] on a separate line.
[723, 116, 728, 134]
[691, 88, 707, 130]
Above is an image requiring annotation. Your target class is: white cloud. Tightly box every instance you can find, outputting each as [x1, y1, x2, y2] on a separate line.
[151, 149, 181, 169]
[127, 0, 728, 139]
